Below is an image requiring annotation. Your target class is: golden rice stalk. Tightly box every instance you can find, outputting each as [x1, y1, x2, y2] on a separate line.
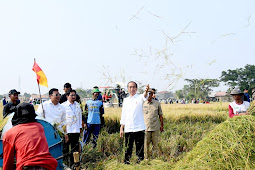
[0, 116, 10, 131]
[248, 101, 255, 115]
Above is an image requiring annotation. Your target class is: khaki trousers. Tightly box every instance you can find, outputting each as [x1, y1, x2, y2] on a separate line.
[144, 130, 159, 159]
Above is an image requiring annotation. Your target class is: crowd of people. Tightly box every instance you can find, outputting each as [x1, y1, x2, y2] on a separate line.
[1, 82, 253, 168]
[2, 83, 105, 169]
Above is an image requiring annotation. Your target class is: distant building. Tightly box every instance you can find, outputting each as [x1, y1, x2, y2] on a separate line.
[214, 91, 231, 102]
[156, 91, 174, 100]
[31, 95, 49, 103]
[208, 92, 216, 101]
[19, 96, 28, 102]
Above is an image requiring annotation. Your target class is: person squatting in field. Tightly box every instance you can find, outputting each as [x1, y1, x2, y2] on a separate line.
[3, 103, 57, 170]
[120, 81, 150, 164]
[83, 88, 104, 148]
[143, 88, 164, 160]
[229, 88, 250, 118]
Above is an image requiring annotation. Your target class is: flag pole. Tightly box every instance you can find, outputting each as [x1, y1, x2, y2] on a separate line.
[34, 58, 45, 118]
[37, 83, 45, 118]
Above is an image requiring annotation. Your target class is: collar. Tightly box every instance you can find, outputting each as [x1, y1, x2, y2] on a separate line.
[49, 99, 59, 106]
[235, 101, 243, 105]
[129, 93, 138, 99]
[67, 100, 76, 106]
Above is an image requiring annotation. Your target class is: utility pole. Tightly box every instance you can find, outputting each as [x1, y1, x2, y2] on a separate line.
[19, 75, 21, 92]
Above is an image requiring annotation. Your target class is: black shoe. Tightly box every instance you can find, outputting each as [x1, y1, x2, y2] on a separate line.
[136, 158, 143, 164]
[124, 160, 130, 165]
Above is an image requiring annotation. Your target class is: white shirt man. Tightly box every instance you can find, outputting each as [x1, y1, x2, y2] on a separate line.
[61, 90, 82, 167]
[36, 89, 66, 133]
[120, 94, 147, 132]
[120, 81, 149, 164]
[62, 100, 82, 134]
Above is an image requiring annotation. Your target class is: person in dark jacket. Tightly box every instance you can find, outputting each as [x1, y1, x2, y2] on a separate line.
[243, 89, 250, 102]
[2, 97, 8, 106]
[60, 83, 81, 104]
[3, 89, 20, 118]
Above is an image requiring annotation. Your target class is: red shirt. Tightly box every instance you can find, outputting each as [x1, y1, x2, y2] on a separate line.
[3, 122, 58, 170]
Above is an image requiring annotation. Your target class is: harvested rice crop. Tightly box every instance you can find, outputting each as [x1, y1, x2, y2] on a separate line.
[174, 115, 255, 169]
[248, 100, 255, 115]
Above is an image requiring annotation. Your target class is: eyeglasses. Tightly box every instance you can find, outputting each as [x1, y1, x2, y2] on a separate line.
[69, 94, 76, 97]
[51, 93, 61, 96]
[128, 86, 137, 89]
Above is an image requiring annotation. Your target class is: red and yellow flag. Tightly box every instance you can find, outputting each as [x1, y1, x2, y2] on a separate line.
[32, 61, 48, 87]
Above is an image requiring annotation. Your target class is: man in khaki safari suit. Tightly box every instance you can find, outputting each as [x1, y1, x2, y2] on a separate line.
[143, 88, 164, 160]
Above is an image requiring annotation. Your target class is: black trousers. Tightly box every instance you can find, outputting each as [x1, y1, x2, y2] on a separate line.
[63, 133, 80, 167]
[124, 131, 145, 163]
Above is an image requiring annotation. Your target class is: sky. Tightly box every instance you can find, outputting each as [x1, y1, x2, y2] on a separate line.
[0, 0, 254, 95]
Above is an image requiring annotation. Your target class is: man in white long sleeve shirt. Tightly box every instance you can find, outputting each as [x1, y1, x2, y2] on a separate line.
[120, 81, 149, 164]
[61, 89, 82, 167]
[36, 88, 67, 140]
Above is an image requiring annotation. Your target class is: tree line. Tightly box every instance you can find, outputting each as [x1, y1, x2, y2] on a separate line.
[175, 64, 255, 100]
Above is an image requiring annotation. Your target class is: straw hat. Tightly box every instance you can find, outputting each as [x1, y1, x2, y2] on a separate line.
[230, 88, 243, 95]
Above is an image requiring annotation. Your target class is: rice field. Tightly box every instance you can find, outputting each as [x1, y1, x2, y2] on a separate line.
[2, 102, 252, 169]
[83, 102, 231, 169]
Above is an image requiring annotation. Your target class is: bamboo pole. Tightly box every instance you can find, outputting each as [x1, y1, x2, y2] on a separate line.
[73, 152, 80, 170]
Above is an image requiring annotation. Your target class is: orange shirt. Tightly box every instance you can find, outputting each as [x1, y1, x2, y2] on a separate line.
[3, 122, 58, 170]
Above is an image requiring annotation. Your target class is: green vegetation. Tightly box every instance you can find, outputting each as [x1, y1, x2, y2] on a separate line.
[2, 102, 254, 169]
[80, 103, 229, 169]
[220, 64, 255, 93]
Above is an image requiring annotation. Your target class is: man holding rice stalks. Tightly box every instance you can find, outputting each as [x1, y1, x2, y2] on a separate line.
[36, 88, 67, 139]
[143, 88, 163, 160]
[229, 88, 250, 118]
[120, 81, 149, 164]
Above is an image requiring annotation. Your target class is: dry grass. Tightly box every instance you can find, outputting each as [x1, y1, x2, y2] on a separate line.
[174, 115, 255, 169]
[103, 102, 228, 123]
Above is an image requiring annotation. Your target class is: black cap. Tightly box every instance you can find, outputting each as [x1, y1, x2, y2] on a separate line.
[9, 89, 20, 95]
[64, 83, 72, 88]
[16, 103, 36, 117]
[12, 102, 37, 126]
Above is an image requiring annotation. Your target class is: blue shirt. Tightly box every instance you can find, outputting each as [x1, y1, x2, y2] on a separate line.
[97, 93, 103, 100]
[86, 100, 103, 124]
[244, 93, 250, 102]
[3, 99, 8, 106]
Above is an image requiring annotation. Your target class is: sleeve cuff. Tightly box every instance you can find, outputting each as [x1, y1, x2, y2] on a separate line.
[120, 120, 125, 125]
